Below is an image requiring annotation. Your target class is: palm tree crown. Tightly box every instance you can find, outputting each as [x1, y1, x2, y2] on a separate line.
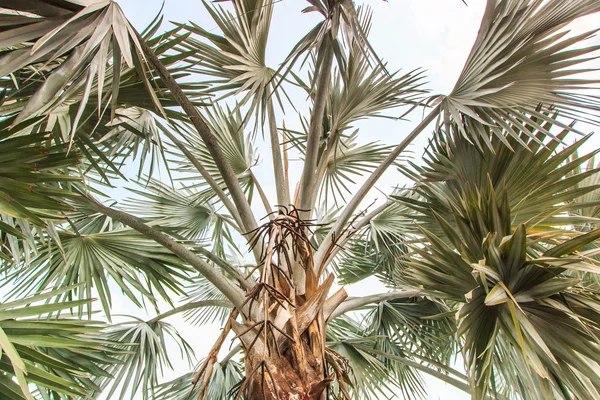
[0, 1, 599, 399]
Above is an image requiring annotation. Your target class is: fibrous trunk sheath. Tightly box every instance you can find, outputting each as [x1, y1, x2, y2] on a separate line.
[229, 207, 346, 399]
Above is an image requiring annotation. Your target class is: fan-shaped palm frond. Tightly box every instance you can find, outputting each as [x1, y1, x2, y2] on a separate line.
[155, 357, 244, 400]
[335, 199, 413, 285]
[179, 276, 232, 327]
[124, 178, 219, 240]
[0, 287, 123, 400]
[6, 222, 193, 317]
[0, 131, 78, 223]
[326, 312, 465, 400]
[293, 2, 405, 215]
[365, 298, 456, 367]
[568, 154, 600, 231]
[398, 121, 600, 398]
[442, 0, 600, 148]
[172, 103, 256, 196]
[0, 4, 207, 182]
[0, 113, 83, 278]
[413, 222, 600, 399]
[320, 133, 394, 206]
[327, 317, 400, 399]
[327, 42, 425, 135]
[98, 107, 168, 177]
[123, 178, 242, 263]
[0, 1, 152, 126]
[398, 116, 600, 244]
[362, 297, 457, 399]
[174, 0, 275, 117]
[316, 0, 600, 255]
[280, 1, 382, 85]
[99, 318, 195, 400]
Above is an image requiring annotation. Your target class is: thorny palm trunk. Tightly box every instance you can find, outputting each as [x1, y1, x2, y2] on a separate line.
[195, 207, 348, 400]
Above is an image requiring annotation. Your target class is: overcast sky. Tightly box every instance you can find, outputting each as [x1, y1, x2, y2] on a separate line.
[107, 1, 600, 399]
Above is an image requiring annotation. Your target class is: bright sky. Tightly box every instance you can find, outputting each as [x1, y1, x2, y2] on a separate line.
[108, 1, 600, 399]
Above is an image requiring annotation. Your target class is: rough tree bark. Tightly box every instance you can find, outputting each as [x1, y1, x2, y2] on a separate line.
[195, 207, 348, 400]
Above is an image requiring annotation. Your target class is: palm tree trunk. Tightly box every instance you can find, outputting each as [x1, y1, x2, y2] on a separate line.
[227, 207, 346, 400]
[242, 331, 328, 400]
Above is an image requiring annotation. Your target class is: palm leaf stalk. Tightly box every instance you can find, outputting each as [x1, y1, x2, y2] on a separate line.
[1, 1, 600, 399]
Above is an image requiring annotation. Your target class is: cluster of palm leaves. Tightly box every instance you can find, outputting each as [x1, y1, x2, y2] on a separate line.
[1, 0, 600, 399]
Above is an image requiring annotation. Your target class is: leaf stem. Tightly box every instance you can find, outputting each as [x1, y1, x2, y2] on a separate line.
[134, 30, 259, 240]
[250, 170, 273, 218]
[314, 105, 441, 270]
[72, 195, 247, 310]
[267, 97, 290, 208]
[329, 290, 421, 319]
[160, 128, 244, 230]
[355, 345, 472, 394]
[297, 35, 334, 217]
[147, 300, 232, 324]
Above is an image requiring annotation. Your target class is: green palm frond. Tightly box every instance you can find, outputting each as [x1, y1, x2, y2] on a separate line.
[125, 178, 219, 241]
[155, 357, 244, 400]
[327, 317, 400, 399]
[459, 225, 600, 399]
[363, 298, 458, 399]
[335, 200, 412, 285]
[568, 154, 600, 230]
[398, 116, 600, 245]
[280, 1, 381, 86]
[0, 7, 206, 182]
[283, 126, 401, 208]
[0, 117, 80, 267]
[124, 177, 243, 260]
[326, 313, 465, 400]
[442, 0, 600, 148]
[327, 40, 425, 134]
[320, 132, 394, 206]
[172, 103, 255, 196]
[567, 154, 600, 285]
[7, 223, 193, 317]
[97, 107, 169, 178]
[0, 1, 165, 129]
[335, 238, 386, 285]
[174, 0, 275, 117]
[398, 121, 600, 398]
[100, 318, 195, 400]
[180, 276, 231, 326]
[365, 298, 456, 367]
[0, 287, 123, 400]
[0, 132, 79, 223]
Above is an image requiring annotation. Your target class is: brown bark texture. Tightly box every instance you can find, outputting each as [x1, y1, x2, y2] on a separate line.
[196, 207, 349, 400]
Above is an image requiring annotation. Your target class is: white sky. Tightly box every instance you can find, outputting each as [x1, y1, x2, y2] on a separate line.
[106, 1, 600, 399]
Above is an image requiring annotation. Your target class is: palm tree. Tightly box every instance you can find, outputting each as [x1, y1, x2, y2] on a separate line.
[1, 0, 600, 399]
